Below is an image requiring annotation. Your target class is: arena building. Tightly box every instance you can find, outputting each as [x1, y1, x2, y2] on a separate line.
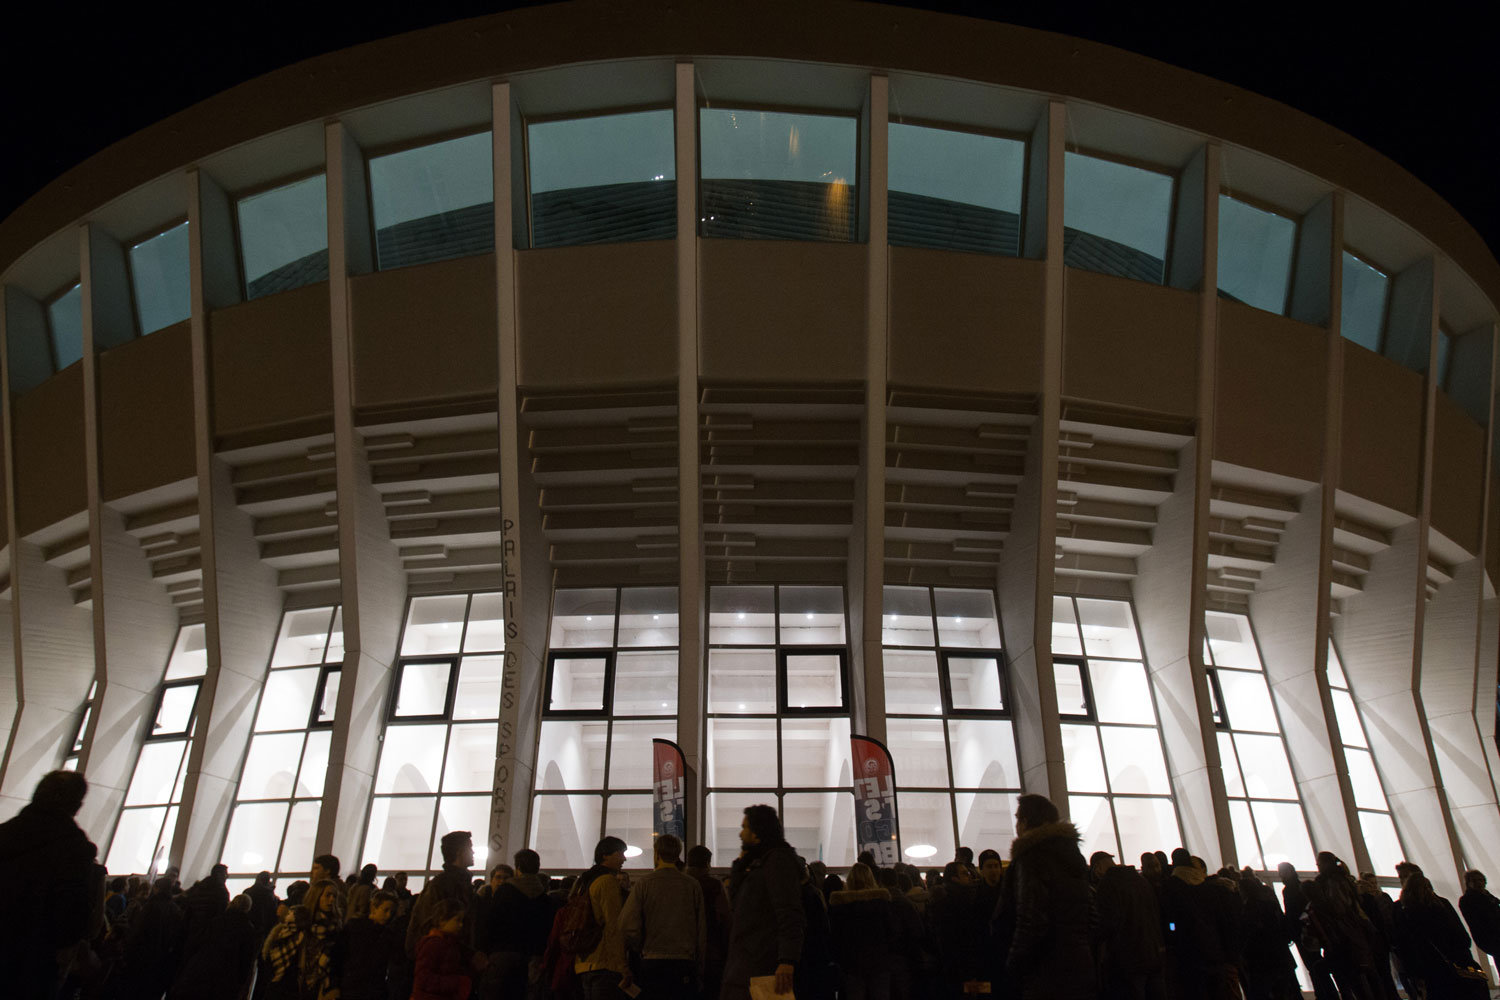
[0, 0, 1496, 911]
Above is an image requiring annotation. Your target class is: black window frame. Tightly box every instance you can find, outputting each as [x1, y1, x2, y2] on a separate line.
[310, 664, 341, 728]
[149, 679, 203, 740]
[388, 656, 461, 722]
[1050, 654, 1097, 721]
[777, 646, 850, 715]
[543, 650, 618, 719]
[938, 648, 1011, 718]
[1207, 668, 1229, 730]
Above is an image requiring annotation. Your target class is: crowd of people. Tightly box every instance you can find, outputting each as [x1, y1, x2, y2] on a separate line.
[5, 770, 1500, 1000]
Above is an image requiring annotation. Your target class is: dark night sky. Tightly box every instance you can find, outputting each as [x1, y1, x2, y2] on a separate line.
[3, 2, 1497, 255]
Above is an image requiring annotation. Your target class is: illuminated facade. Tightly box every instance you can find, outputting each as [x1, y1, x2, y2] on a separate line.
[0, 1, 1497, 904]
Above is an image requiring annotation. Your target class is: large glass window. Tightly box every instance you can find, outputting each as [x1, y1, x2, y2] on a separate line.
[1204, 611, 1315, 870]
[1340, 251, 1389, 352]
[1217, 195, 1296, 314]
[1052, 596, 1181, 862]
[370, 132, 494, 270]
[221, 607, 343, 883]
[1326, 640, 1405, 875]
[882, 586, 1019, 864]
[529, 588, 678, 870]
[105, 625, 207, 875]
[1063, 152, 1174, 284]
[47, 282, 83, 370]
[237, 174, 329, 300]
[128, 221, 191, 335]
[887, 123, 1024, 256]
[700, 108, 857, 242]
[528, 109, 676, 248]
[706, 585, 856, 866]
[365, 594, 506, 879]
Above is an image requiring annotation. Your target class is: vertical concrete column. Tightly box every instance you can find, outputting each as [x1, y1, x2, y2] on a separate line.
[0, 285, 96, 818]
[0, 540, 94, 820]
[1137, 144, 1230, 866]
[997, 101, 1066, 803]
[672, 64, 707, 835]
[0, 286, 42, 808]
[1424, 558, 1500, 879]
[1251, 497, 1360, 867]
[490, 82, 549, 859]
[857, 74, 889, 746]
[1338, 524, 1463, 892]
[1473, 324, 1500, 817]
[1300, 192, 1370, 870]
[1136, 441, 1228, 865]
[318, 121, 408, 865]
[174, 169, 283, 878]
[78, 222, 182, 850]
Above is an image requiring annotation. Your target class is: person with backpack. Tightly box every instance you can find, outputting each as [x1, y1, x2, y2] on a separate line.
[557, 836, 632, 1000]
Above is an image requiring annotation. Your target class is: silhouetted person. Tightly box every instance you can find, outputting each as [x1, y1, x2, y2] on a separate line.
[1459, 870, 1500, 967]
[0, 770, 100, 999]
[169, 892, 259, 1000]
[722, 804, 805, 1000]
[1092, 852, 1166, 1000]
[995, 794, 1097, 999]
[1393, 874, 1485, 998]
[687, 845, 732, 1000]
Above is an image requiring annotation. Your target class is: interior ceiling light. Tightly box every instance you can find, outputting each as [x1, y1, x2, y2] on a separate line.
[623, 845, 643, 858]
[905, 844, 938, 859]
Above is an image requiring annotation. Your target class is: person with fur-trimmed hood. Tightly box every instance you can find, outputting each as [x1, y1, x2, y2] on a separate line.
[995, 794, 1098, 1000]
[827, 862, 897, 1000]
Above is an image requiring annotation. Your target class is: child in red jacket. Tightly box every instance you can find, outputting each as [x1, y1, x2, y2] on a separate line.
[412, 900, 472, 1000]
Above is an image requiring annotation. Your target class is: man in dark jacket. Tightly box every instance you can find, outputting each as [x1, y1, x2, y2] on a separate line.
[687, 845, 732, 1000]
[407, 830, 478, 957]
[478, 848, 560, 1000]
[0, 769, 99, 999]
[1278, 862, 1337, 1000]
[722, 803, 806, 1000]
[1092, 853, 1166, 999]
[247, 870, 280, 939]
[178, 862, 232, 958]
[167, 893, 259, 1000]
[995, 794, 1096, 1000]
[930, 861, 985, 999]
[1459, 869, 1500, 965]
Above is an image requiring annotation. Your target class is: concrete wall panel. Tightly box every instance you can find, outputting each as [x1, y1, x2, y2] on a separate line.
[1063, 269, 1199, 417]
[888, 248, 1044, 394]
[700, 240, 865, 383]
[351, 253, 499, 412]
[518, 241, 676, 388]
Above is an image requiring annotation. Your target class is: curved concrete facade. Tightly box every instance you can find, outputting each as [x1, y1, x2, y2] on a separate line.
[0, 0, 1496, 900]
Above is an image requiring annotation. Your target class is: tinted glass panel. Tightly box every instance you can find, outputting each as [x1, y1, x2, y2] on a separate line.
[237, 174, 329, 299]
[1217, 195, 1295, 314]
[700, 108, 856, 241]
[887, 122, 1023, 255]
[370, 132, 494, 270]
[129, 222, 191, 334]
[528, 110, 675, 248]
[1340, 252, 1388, 352]
[48, 283, 83, 370]
[1063, 152, 1173, 283]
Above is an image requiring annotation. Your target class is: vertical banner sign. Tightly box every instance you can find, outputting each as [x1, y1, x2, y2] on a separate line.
[851, 734, 901, 865]
[653, 738, 688, 842]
